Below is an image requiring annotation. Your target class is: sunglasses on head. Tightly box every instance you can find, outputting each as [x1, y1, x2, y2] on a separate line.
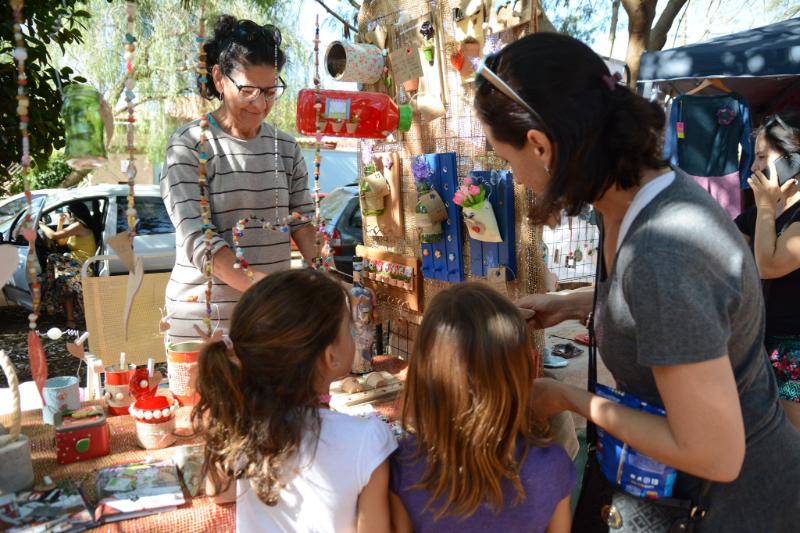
[475, 51, 550, 136]
[234, 20, 282, 48]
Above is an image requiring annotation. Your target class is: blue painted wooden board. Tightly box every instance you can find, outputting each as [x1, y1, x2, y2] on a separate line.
[419, 153, 464, 283]
[467, 171, 516, 281]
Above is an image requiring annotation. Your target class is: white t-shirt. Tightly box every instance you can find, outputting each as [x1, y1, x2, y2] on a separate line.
[236, 409, 397, 533]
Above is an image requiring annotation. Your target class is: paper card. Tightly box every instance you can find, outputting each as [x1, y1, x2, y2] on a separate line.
[389, 47, 424, 85]
[106, 231, 137, 272]
[0, 245, 16, 289]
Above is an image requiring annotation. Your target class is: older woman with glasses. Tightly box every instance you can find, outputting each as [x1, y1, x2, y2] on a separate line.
[160, 15, 316, 344]
[735, 111, 800, 430]
[474, 33, 798, 531]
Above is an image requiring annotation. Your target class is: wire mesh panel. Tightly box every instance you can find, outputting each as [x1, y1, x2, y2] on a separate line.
[541, 211, 600, 284]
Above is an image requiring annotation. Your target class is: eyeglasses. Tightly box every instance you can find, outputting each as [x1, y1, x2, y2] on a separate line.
[225, 72, 286, 102]
[234, 20, 282, 48]
[475, 52, 550, 135]
[763, 114, 789, 131]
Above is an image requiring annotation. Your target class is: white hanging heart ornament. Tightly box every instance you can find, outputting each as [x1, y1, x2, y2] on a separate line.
[0, 245, 17, 289]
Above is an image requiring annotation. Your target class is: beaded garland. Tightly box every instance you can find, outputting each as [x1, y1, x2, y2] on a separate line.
[195, 2, 214, 335]
[10, 0, 40, 332]
[313, 15, 334, 271]
[123, 1, 138, 236]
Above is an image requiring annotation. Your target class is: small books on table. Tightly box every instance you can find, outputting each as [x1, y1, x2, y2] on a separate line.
[0, 479, 93, 532]
[94, 462, 185, 523]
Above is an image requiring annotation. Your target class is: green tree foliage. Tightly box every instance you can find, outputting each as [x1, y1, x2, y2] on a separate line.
[0, 1, 91, 179]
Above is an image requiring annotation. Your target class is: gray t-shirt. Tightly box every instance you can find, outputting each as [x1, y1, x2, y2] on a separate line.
[596, 172, 800, 532]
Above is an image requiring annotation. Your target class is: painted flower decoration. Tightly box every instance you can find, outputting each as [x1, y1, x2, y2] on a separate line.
[412, 156, 433, 191]
[452, 177, 486, 208]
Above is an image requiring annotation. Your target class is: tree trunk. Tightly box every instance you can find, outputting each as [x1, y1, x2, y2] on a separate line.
[622, 0, 657, 85]
[58, 169, 92, 189]
[609, 0, 621, 56]
[648, 0, 690, 51]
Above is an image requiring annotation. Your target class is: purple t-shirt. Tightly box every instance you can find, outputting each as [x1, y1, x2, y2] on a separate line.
[390, 436, 576, 532]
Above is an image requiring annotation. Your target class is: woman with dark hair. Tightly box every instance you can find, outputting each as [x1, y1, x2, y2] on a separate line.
[475, 33, 798, 531]
[161, 16, 316, 342]
[735, 111, 800, 429]
[39, 202, 97, 328]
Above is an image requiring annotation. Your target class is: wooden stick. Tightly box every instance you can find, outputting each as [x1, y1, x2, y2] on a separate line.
[0, 350, 21, 446]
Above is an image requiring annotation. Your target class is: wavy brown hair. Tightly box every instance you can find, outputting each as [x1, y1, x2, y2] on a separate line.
[401, 283, 548, 520]
[192, 269, 348, 506]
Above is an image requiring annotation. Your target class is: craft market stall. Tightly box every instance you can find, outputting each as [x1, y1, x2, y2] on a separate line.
[0, 0, 563, 530]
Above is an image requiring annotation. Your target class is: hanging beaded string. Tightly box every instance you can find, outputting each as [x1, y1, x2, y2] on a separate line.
[123, 1, 138, 236]
[195, 1, 214, 336]
[10, 0, 40, 332]
[231, 25, 318, 274]
[312, 15, 335, 271]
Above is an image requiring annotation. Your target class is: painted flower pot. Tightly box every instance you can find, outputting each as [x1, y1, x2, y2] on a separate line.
[331, 120, 344, 133]
[463, 201, 502, 242]
[360, 170, 390, 216]
[346, 122, 358, 134]
[166, 341, 203, 406]
[103, 364, 137, 416]
[416, 190, 448, 243]
[325, 41, 385, 84]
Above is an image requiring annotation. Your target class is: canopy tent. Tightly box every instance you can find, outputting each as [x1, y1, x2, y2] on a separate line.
[637, 17, 800, 112]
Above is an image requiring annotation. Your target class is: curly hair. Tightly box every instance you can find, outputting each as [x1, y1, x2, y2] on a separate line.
[200, 15, 287, 100]
[474, 32, 668, 223]
[191, 269, 348, 506]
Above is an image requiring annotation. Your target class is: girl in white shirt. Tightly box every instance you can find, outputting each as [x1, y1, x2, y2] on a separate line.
[192, 269, 396, 532]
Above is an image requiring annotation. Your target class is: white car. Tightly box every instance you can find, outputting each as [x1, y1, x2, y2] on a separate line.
[1, 184, 176, 309]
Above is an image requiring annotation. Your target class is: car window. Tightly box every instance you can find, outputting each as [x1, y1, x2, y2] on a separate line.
[118, 196, 174, 235]
[7, 196, 46, 243]
[319, 188, 355, 222]
[349, 203, 362, 229]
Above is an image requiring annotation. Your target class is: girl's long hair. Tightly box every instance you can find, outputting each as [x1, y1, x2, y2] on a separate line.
[192, 269, 348, 506]
[401, 283, 548, 520]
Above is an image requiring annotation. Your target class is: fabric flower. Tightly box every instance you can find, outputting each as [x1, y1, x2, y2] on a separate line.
[469, 185, 480, 196]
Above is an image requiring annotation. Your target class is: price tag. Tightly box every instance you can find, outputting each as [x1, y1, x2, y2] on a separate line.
[487, 266, 508, 297]
[389, 47, 424, 85]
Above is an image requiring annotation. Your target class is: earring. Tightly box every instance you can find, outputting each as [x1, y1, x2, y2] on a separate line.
[544, 165, 551, 176]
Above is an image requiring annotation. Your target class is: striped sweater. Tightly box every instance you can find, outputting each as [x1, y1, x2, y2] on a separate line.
[160, 117, 313, 342]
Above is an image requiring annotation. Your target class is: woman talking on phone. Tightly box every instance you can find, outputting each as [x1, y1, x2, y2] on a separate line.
[735, 111, 800, 429]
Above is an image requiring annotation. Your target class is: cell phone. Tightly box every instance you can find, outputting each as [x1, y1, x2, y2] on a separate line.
[763, 153, 800, 186]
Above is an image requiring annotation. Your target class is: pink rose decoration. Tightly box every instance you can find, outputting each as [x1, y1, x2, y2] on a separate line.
[468, 185, 480, 196]
[453, 192, 465, 205]
[464, 177, 473, 186]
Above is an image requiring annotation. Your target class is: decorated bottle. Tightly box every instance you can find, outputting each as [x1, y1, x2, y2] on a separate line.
[296, 89, 412, 139]
[350, 257, 375, 374]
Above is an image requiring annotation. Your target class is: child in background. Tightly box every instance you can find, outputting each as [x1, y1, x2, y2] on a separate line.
[193, 269, 396, 533]
[390, 283, 575, 533]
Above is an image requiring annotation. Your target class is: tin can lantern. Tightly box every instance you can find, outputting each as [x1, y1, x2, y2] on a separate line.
[166, 341, 202, 406]
[41, 376, 81, 425]
[325, 41, 385, 84]
[104, 364, 136, 416]
[129, 367, 178, 450]
[54, 406, 110, 465]
[62, 84, 108, 170]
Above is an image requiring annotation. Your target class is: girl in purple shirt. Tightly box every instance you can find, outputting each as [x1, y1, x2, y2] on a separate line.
[389, 283, 575, 532]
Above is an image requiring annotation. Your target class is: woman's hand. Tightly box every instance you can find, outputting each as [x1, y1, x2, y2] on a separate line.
[517, 290, 592, 329]
[748, 164, 795, 213]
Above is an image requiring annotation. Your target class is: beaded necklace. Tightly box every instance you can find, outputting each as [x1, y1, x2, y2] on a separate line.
[123, 1, 138, 236]
[10, 0, 39, 331]
[195, 2, 214, 335]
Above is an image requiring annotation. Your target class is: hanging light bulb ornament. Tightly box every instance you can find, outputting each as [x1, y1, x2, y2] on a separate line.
[195, 1, 214, 336]
[124, 1, 138, 237]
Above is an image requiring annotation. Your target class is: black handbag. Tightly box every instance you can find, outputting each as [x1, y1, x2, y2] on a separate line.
[571, 226, 711, 533]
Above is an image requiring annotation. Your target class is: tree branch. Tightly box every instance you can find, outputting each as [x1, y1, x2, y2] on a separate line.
[346, 0, 360, 9]
[314, 0, 358, 33]
[648, 0, 689, 51]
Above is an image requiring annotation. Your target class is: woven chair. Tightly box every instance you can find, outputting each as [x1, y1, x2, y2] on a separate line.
[81, 254, 171, 367]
